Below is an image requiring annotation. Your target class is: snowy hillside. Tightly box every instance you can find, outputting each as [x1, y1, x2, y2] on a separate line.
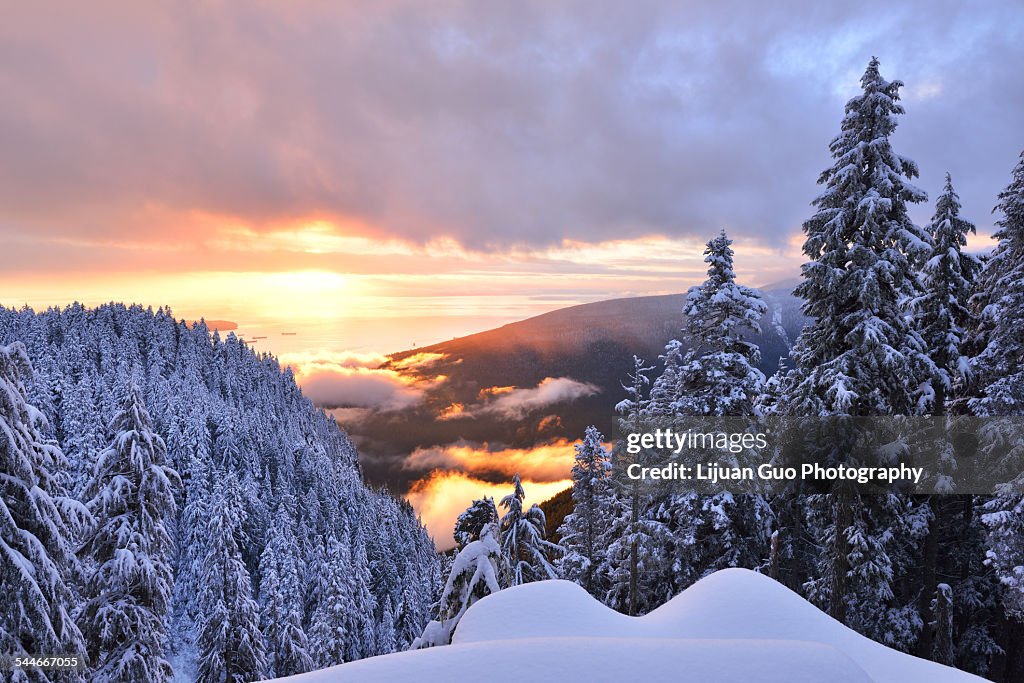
[274, 569, 984, 683]
[0, 305, 440, 678]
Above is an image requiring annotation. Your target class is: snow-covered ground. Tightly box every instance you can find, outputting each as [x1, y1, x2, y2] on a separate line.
[274, 569, 984, 682]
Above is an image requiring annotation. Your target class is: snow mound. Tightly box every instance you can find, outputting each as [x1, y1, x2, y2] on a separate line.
[452, 579, 632, 643]
[275, 569, 985, 683]
[278, 637, 872, 683]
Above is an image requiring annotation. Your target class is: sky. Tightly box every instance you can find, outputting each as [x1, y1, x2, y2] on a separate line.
[3, 0, 1023, 545]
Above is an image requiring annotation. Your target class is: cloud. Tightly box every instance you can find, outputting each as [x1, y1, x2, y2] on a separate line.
[478, 386, 517, 399]
[537, 414, 563, 432]
[455, 377, 599, 420]
[405, 470, 572, 550]
[437, 403, 467, 420]
[389, 352, 451, 372]
[1, 0, 1021, 259]
[281, 349, 390, 370]
[299, 368, 426, 410]
[282, 349, 445, 410]
[403, 439, 577, 483]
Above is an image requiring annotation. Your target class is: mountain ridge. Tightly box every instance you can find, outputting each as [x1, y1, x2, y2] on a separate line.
[350, 286, 805, 490]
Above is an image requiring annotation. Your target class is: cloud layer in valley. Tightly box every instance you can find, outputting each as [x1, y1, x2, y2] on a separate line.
[442, 377, 600, 420]
[282, 350, 447, 411]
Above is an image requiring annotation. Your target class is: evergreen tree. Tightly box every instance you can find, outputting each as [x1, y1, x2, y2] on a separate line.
[657, 232, 772, 588]
[962, 158, 1024, 679]
[78, 383, 181, 682]
[412, 523, 502, 649]
[342, 524, 378, 662]
[908, 173, 982, 658]
[787, 57, 933, 418]
[933, 583, 955, 666]
[611, 356, 655, 616]
[970, 150, 1024, 416]
[557, 426, 612, 596]
[258, 507, 313, 678]
[499, 474, 559, 585]
[647, 339, 682, 417]
[375, 597, 397, 655]
[755, 357, 789, 417]
[675, 229, 767, 417]
[308, 536, 354, 668]
[55, 367, 103, 499]
[196, 474, 266, 683]
[453, 497, 499, 551]
[913, 173, 982, 415]
[785, 57, 933, 636]
[975, 152, 1024, 663]
[0, 342, 87, 683]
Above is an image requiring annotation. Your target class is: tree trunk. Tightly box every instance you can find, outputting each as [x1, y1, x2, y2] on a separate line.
[917, 497, 939, 659]
[769, 529, 779, 581]
[933, 584, 955, 666]
[629, 478, 639, 617]
[829, 490, 853, 623]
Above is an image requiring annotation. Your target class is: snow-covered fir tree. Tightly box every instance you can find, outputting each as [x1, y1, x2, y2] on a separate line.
[453, 497, 499, 551]
[258, 500, 313, 678]
[784, 57, 934, 642]
[907, 173, 984, 659]
[557, 426, 612, 597]
[78, 382, 181, 682]
[375, 597, 397, 656]
[341, 523, 378, 663]
[969, 150, 1024, 417]
[615, 355, 654, 425]
[913, 173, 982, 415]
[0, 342, 88, 683]
[755, 357, 790, 417]
[499, 474, 558, 585]
[933, 583, 956, 667]
[611, 353, 652, 616]
[647, 339, 682, 417]
[412, 523, 502, 649]
[974, 151, 1024, 623]
[786, 57, 933, 418]
[308, 536, 354, 668]
[675, 229, 767, 416]
[196, 473, 267, 683]
[54, 364, 104, 499]
[643, 231, 773, 598]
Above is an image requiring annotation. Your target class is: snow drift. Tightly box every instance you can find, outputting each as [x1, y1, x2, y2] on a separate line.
[274, 568, 984, 682]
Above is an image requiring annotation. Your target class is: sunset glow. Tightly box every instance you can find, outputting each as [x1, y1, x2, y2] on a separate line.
[0, 222, 804, 357]
[4, 0, 1020, 565]
[405, 470, 574, 549]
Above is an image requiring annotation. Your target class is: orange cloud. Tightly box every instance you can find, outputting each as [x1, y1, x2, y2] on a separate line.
[402, 439, 577, 483]
[438, 403, 466, 420]
[478, 385, 516, 399]
[389, 351, 450, 372]
[406, 470, 572, 550]
[456, 377, 599, 420]
[537, 414, 563, 432]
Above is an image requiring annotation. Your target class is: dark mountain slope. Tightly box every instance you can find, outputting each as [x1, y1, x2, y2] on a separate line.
[351, 286, 805, 489]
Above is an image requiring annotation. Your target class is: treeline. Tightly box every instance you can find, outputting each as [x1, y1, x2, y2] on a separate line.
[0, 304, 440, 682]
[433, 58, 1024, 681]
